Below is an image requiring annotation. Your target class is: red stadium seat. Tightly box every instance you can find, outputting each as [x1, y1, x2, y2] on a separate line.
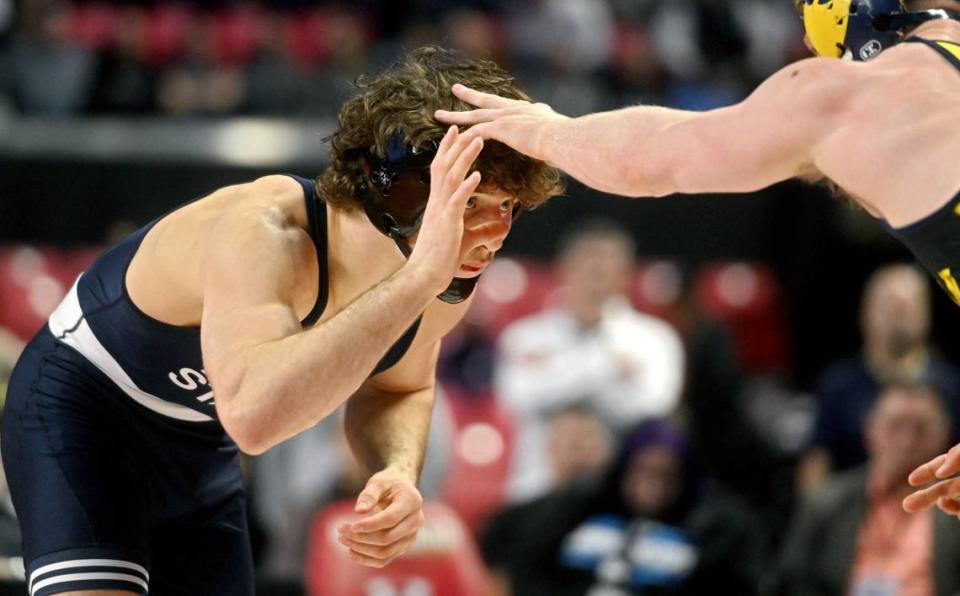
[630, 259, 684, 323]
[472, 258, 559, 337]
[440, 391, 515, 535]
[142, 5, 192, 67]
[211, 6, 264, 66]
[68, 3, 120, 51]
[305, 500, 491, 596]
[0, 247, 67, 341]
[693, 262, 790, 374]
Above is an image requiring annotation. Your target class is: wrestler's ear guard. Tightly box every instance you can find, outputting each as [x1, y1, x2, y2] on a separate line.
[356, 133, 524, 304]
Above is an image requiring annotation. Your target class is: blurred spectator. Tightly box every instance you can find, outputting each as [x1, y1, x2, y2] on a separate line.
[10, 0, 96, 114]
[89, 6, 156, 114]
[155, 12, 245, 115]
[442, 8, 504, 64]
[0, 442, 21, 577]
[670, 264, 787, 509]
[0, 329, 23, 579]
[798, 264, 960, 494]
[244, 12, 302, 116]
[496, 220, 685, 503]
[0, 326, 24, 407]
[776, 383, 960, 596]
[545, 405, 614, 492]
[482, 421, 762, 596]
[252, 389, 454, 579]
[1, 0, 813, 118]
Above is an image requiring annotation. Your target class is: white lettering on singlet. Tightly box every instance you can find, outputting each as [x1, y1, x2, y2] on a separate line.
[167, 368, 214, 403]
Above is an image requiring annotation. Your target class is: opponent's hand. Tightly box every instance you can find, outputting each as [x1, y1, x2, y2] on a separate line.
[405, 124, 484, 294]
[337, 467, 426, 568]
[434, 84, 569, 164]
[903, 445, 960, 515]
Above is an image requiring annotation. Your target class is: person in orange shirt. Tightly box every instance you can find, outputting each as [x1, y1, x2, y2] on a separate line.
[778, 383, 960, 596]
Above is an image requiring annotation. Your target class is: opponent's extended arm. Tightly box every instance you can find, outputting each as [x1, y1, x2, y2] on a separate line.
[202, 127, 482, 455]
[438, 58, 852, 198]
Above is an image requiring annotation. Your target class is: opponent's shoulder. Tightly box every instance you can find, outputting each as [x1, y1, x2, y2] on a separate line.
[752, 57, 864, 114]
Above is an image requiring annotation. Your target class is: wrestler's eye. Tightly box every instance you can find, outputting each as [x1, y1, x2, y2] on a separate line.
[466, 196, 478, 209]
[500, 199, 517, 213]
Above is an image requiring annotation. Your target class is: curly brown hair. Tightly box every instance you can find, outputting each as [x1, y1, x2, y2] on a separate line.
[318, 46, 564, 211]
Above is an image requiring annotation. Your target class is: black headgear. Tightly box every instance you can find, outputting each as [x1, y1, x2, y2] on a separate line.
[357, 133, 521, 304]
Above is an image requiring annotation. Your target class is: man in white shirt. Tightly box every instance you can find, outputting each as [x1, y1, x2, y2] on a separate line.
[496, 220, 686, 502]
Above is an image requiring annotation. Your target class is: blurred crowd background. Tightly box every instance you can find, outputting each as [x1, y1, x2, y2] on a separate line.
[4, 0, 960, 595]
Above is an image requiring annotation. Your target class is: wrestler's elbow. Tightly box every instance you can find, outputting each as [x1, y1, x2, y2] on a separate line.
[214, 368, 281, 455]
[218, 394, 277, 455]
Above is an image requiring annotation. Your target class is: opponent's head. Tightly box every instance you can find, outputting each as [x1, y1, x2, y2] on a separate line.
[796, 0, 960, 61]
[319, 46, 564, 302]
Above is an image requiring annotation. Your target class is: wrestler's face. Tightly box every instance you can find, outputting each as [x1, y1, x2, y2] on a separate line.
[862, 270, 930, 357]
[621, 444, 683, 517]
[866, 387, 950, 487]
[453, 186, 518, 278]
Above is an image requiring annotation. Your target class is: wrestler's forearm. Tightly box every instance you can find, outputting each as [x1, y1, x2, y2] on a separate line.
[217, 264, 435, 454]
[542, 106, 698, 198]
[344, 384, 434, 483]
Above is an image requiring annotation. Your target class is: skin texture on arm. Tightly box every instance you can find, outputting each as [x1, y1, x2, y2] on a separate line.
[201, 127, 484, 455]
[338, 296, 472, 568]
[437, 58, 855, 198]
[337, 342, 438, 568]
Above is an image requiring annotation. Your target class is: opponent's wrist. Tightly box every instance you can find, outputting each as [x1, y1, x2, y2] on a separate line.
[538, 114, 574, 167]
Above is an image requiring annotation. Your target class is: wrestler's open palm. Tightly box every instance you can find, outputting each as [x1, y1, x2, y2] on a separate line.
[435, 84, 569, 164]
[406, 124, 483, 294]
[904, 444, 960, 516]
[338, 468, 426, 568]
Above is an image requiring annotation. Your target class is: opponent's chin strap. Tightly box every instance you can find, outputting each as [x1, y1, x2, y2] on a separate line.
[875, 8, 960, 32]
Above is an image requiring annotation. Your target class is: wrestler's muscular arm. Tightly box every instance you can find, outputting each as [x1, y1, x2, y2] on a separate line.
[438, 58, 856, 197]
[201, 126, 483, 455]
[337, 336, 447, 567]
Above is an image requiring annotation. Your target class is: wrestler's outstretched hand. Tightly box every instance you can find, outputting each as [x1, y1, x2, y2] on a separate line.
[406, 124, 484, 294]
[903, 444, 960, 515]
[435, 84, 569, 164]
[338, 467, 426, 568]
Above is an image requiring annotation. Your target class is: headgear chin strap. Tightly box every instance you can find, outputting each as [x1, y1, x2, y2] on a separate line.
[357, 133, 522, 304]
[802, 0, 960, 62]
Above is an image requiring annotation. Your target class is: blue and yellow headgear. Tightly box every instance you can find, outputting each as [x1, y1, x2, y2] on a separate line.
[800, 0, 960, 61]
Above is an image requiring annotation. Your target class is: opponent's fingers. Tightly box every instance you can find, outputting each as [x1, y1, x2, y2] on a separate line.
[351, 491, 421, 533]
[451, 83, 518, 109]
[909, 453, 947, 486]
[903, 476, 960, 513]
[938, 496, 960, 516]
[434, 107, 503, 126]
[936, 443, 960, 479]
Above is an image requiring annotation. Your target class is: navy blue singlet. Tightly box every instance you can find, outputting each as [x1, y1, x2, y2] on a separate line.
[46, 174, 422, 423]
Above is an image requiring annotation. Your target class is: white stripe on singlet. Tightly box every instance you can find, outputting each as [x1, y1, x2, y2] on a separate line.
[47, 277, 215, 423]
